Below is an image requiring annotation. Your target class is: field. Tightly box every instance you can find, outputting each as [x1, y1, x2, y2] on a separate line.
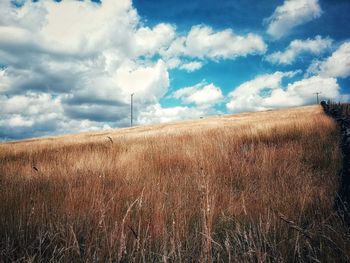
[0, 105, 349, 262]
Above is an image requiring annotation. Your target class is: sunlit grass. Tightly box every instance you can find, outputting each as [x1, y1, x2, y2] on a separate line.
[0, 105, 349, 262]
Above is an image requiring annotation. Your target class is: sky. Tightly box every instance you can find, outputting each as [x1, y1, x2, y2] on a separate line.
[0, 0, 350, 140]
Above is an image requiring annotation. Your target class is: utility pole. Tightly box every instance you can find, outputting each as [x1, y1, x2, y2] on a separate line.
[313, 92, 321, 104]
[130, 93, 134, 127]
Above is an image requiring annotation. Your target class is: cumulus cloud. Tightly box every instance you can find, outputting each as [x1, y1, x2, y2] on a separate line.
[226, 72, 340, 113]
[133, 23, 176, 57]
[115, 60, 169, 103]
[4, 0, 331, 141]
[266, 35, 332, 65]
[0, 0, 138, 57]
[165, 59, 203, 72]
[3, 0, 261, 140]
[265, 0, 322, 39]
[173, 82, 223, 107]
[163, 25, 267, 60]
[58, 59, 170, 124]
[0, 0, 176, 140]
[138, 103, 207, 124]
[179, 61, 203, 72]
[307, 42, 350, 78]
[0, 92, 113, 140]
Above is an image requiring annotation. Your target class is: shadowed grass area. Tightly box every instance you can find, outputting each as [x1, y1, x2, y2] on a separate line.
[0, 105, 349, 262]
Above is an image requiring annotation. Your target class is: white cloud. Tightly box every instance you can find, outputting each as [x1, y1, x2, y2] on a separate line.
[265, 76, 340, 107]
[173, 82, 223, 107]
[133, 23, 176, 57]
[163, 25, 267, 60]
[0, 92, 60, 116]
[165, 57, 182, 69]
[0, 0, 139, 57]
[1, 0, 222, 141]
[0, 92, 59, 137]
[115, 60, 170, 104]
[0, 68, 15, 93]
[7, 115, 34, 127]
[0, 0, 176, 140]
[307, 42, 350, 78]
[266, 35, 332, 65]
[40, 0, 138, 56]
[58, 59, 170, 124]
[138, 103, 207, 124]
[265, 0, 322, 39]
[165, 59, 203, 72]
[226, 72, 340, 113]
[179, 61, 203, 72]
[226, 71, 297, 112]
[3, 0, 334, 141]
[0, 92, 117, 140]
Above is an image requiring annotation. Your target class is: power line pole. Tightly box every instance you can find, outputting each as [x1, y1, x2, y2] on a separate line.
[130, 93, 134, 127]
[313, 92, 321, 104]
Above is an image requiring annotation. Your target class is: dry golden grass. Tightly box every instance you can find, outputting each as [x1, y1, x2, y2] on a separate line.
[0, 105, 349, 262]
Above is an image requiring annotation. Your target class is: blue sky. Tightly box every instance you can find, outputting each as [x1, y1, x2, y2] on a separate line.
[0, 0, 350, 140]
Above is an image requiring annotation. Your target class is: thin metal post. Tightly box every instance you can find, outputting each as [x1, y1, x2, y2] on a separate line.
[313, 92, 321, 104]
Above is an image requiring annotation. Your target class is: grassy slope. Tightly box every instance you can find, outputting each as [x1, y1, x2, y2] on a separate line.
[0, 105, 349, 262]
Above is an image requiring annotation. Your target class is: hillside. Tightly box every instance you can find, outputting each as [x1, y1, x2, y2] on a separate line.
[0, 105, 349, 262]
